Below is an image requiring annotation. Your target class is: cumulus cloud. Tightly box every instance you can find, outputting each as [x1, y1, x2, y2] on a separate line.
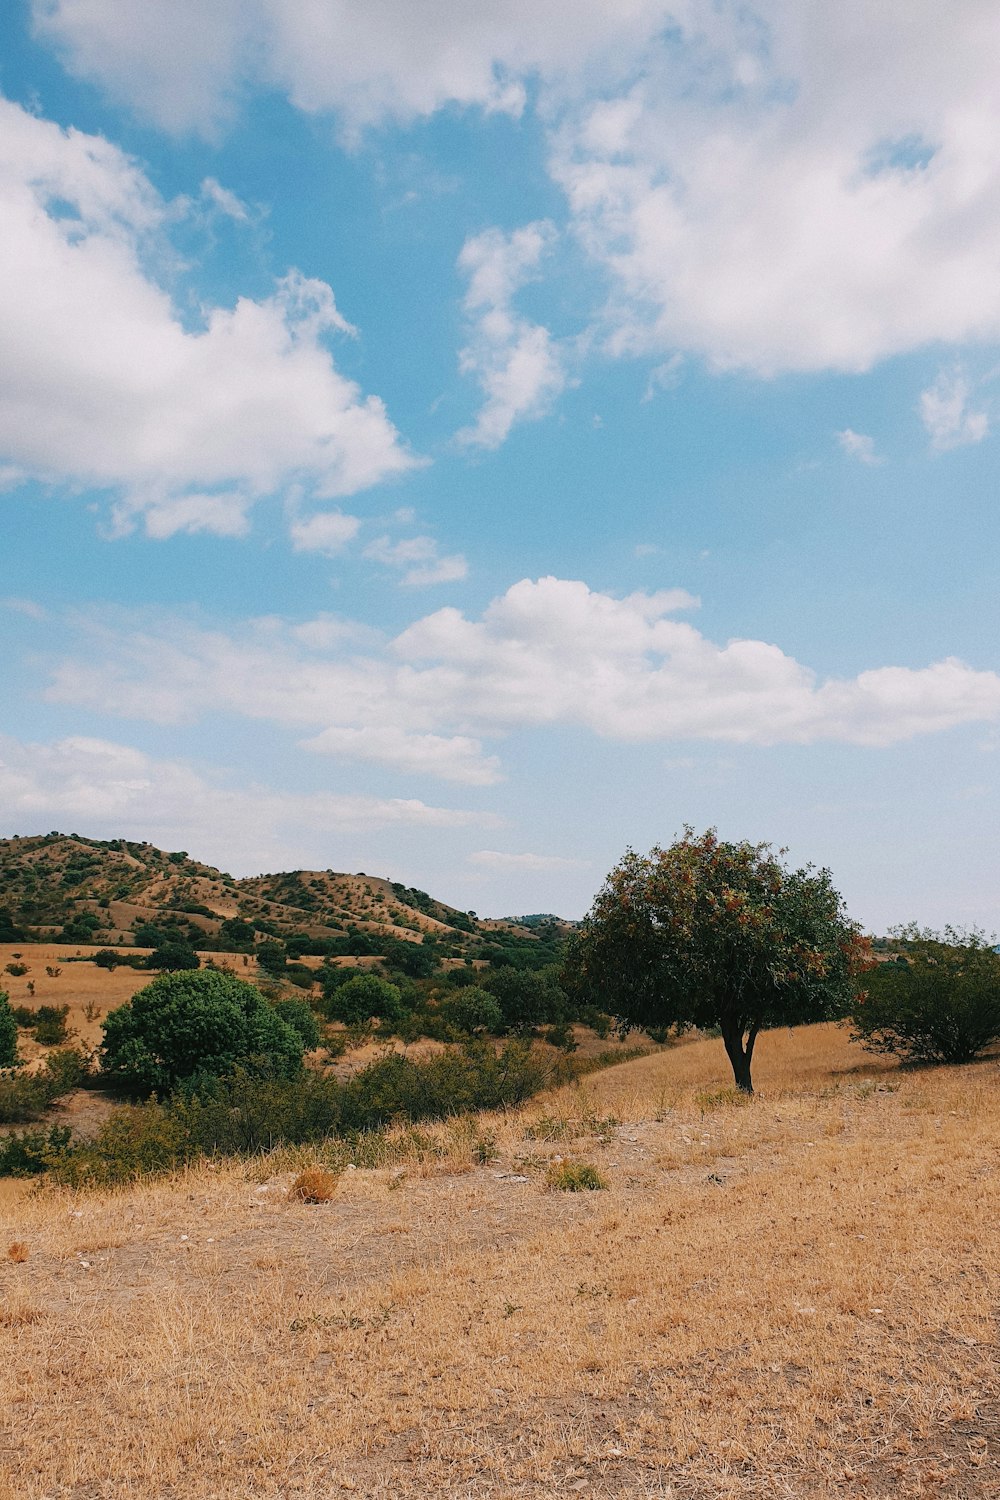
[364, 534, 468, 586]
[289, 510, 362, 556]
[553, 3, 1000, 374]
[468, 850, 589, 871]
[41, 580, 1000, 778]
[0, 96, 415, 536]
[919, 367, 990, 451]
[456, 222, 566, 448]
[32, 0, 668, 136]
[301, 726, 502, 785]
[836, 429, 882, 466]
[34, 4, 1000, 380]
[0, 732, 501, 872]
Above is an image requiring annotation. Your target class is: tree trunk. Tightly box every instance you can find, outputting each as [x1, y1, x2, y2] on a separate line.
[721, 1015, 758, 1094]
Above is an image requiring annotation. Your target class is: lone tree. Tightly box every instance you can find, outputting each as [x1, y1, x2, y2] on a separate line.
[566, 828, 868, 1092]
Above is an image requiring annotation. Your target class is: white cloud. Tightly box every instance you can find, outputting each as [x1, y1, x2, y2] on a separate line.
[553, 3, 1000, 375]
[289, 510, 362, 556]
[836, 429, 882, 466]
[364, 534, 467, 586]
[34, 5, 1000, 380]
[42, 579, 1000, 771]
[919, 367, 990, 451]
[301, 726, 502, 785]
[468, 850, 589, 872]
[0, 96, 415, 537]
[0, 732, 499, 873]
[32, 0, 669, 136]
[456, 223, 566, 448]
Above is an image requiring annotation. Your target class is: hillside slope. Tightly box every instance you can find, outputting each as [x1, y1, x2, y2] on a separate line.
[0, 832, 573, 959]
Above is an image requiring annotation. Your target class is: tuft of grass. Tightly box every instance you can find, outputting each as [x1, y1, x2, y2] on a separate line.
[694, 1085, 754, 1112]
[545, 1159, 608, 1192]
[7, 1241, 28, 1263]
[288, 1167, 339, 1203]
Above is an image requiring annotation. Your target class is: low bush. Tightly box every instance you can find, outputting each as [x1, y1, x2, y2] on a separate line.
[546, 1160, 608, 1191]
[0, 991, 18, 1071]
[0, 1049, 87, 1123]
[322, 973, 405, 1026]
[0, 1125, 73, 1176]
[851, 929, 1000, 1065]
[4, 963, 28, 978]
[272, 999, 322, 1050]
[289, 1167, 339, 1203]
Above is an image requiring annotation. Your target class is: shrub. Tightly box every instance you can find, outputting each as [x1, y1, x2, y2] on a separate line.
[851, 929, 1000, 1065]
[30, 1005, 71, 1046]
[289, 1167, 339, 1203]
[0, 1125, 73, 1177]
[93, 949, 122, 969]
[323, 973, 405, 1026]
[100, 970, 305, 1093]
[546, 1160, 608, 1191]
[272, 999, 322, 1050]
[4, 963, 27, 978]
[0, 1049, 86, 1124]
[0, 991, 18, 1068]
[436, 986, 503, 1037]
[482, 966, 568, 1032]
[147, 942, 200, 972]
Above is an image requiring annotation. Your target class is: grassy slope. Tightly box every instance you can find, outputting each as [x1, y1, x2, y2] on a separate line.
[2, 1023, 998, 1498]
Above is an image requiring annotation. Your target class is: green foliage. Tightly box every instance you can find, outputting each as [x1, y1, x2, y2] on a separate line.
[272, 999, 322, 1050]
[4, 962, 28, 977]
[436, 986, 503, 1037]
[567, 827, 867, 1092]
[382, 938, 439, 980]
[482, 964, 568, 1032]
[0, 1049, 86, 1123]
[147, 942, 200, 972]
[100, 970, 304, 1093]
[322, 972, 405, 1026]
[851, 928, 1000, 1065]
[29, 1004, 71, 1045]
[0, 1124, 73, 1176]
[546, 1160, 607, 1191]
[0, 989, 18, 1068]
[219, 916, 256, 951]
[256, 939, 288, 976]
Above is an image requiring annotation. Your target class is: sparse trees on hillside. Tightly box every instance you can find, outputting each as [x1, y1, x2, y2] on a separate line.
[566, 828, 867, 1092]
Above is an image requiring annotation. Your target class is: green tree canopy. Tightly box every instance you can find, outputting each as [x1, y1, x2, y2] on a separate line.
[566, 828, 867, 1092]
[0, 990, 18, 1069]
[851, 926, 1000, 1065]
[100, 970, 304, 1093]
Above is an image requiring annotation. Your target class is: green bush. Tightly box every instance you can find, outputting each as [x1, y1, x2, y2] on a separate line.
[29, 1005, 71, 1046]
[482, 965, 568, 1032]
[851, 929, 1000, 1065]
[272, 999, 322, 1050]
[100, 970, 305, 1093]
[0, 1049, 87, 1123]
[546, 1160, 608, 1192]
[0, 990, 18, 1068]
[437, 986, 503, 1036]
[4, 963, 28, 978]
[147, 942, 200, 972]
[0, 1125, 73, 1177]
[322, 973, 405, 1026]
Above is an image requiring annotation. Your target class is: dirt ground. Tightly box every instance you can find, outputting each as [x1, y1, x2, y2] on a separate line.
[1, 1024, 998, 1499]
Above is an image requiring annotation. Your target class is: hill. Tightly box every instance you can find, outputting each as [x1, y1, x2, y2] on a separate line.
[0, 832, 571, 963]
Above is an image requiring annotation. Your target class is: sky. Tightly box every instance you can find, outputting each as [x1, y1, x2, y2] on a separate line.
[3, 1, 1000, 931]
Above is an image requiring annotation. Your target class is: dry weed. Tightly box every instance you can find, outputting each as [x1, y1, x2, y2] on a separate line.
[288, 1167, 340, 1203]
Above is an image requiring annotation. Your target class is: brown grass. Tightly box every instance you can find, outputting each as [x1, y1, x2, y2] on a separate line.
[0, 1023, 998, 1498]
[289, 1168, 340, 1204]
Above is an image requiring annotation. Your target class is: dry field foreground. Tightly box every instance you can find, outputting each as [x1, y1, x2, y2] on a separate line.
[1, 1025, 998, 1499]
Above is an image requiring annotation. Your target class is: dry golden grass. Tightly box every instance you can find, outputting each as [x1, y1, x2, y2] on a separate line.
[1, 1023, 998, 1498]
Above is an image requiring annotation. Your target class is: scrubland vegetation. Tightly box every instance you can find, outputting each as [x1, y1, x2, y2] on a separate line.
[1, 830, 999, 1495]
[1, 1025, 998, 1498]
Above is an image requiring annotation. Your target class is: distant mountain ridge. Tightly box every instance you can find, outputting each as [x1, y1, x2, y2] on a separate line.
[0, 833, 575, 959]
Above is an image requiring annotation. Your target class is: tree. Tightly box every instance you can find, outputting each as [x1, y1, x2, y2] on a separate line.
[100, 970, 304, 1093]
[850, 927, 1000, 1065]
[322, 972, 405, 1026]
[566, 829, 867, 1092]
[147, 942, 200, 972]
[0, 990, 18, 1069]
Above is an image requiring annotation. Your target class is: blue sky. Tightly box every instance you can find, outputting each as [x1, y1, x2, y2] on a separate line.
[3, 1, 1000, 930]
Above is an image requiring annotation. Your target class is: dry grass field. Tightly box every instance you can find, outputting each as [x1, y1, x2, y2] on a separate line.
[1, 1024, 998, 1499]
